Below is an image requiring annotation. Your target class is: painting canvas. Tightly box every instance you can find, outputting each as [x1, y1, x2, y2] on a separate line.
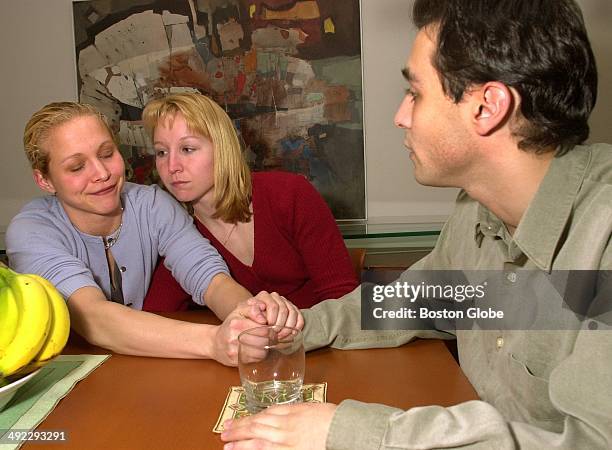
[72, 0, 365, 219]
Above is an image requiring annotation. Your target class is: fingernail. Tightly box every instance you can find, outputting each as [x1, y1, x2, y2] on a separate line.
[223, 419, 233, 429]
[224, 444, 234, 450]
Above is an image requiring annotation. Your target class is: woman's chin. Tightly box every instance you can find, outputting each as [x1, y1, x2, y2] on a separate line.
[173, 193, 194, 203]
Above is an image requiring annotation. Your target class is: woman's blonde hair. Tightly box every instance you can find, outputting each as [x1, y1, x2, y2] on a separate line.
[143, 92, 252, 223]
[23, 102, 114, 175]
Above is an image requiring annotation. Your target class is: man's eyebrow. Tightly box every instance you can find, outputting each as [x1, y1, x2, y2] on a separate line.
[401, 68, 419, 84]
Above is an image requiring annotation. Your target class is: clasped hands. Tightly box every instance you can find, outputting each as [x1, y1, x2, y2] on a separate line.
[213, 291, 304, 366]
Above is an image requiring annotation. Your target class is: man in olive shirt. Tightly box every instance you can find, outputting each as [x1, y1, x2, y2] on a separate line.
[222, 0, 611, 449]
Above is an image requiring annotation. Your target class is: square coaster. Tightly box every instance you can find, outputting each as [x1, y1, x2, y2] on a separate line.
[213, 383, 327, 433]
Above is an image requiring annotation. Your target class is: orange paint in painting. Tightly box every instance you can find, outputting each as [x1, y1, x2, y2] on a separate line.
[157, 51, 210, 90]
[324, 85, 351, 122]
[244, 49, 258, 72]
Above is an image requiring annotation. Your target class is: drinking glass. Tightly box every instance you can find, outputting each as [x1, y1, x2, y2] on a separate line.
[238, 325, 305, 414]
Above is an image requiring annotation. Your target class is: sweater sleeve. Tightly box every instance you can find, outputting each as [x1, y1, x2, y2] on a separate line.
[6, 200, 99, 299]
[287, 175, 358, 302]
[146, 186, 229, 305]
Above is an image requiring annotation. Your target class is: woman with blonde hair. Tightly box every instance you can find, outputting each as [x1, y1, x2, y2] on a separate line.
[6, 101, 301, 364]
[142, 92, 357, 310]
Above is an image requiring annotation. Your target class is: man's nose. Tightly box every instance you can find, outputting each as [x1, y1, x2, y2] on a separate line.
[394, 96, 413, 129]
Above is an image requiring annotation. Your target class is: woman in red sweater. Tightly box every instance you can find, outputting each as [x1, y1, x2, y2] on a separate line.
[141, 93, 358, 310]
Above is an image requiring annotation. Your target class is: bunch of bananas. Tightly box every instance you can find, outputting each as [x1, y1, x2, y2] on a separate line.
[0, 265, 70, 381]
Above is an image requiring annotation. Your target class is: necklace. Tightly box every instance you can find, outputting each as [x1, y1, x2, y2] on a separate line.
[221, 223, 237, 246]
[103, 208, 124, 250]
[103, 221, 123, 249]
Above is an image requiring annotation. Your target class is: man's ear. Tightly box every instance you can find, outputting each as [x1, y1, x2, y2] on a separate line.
[472, 82, 514, 136]
[33, 169, 56, 194]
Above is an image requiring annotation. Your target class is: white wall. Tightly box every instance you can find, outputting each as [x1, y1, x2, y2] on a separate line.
[1, 0, 611, 239]
[580, 0, 612, 144]
[361, 0, 458, 223]
[0, 0, 78, 242]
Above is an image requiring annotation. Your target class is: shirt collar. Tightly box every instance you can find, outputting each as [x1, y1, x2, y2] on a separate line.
[474, 146, 591, 271]
[475, 206, 502, 242]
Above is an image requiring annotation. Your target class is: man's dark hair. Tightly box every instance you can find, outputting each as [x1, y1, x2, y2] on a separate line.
[413, 0, 598, 155]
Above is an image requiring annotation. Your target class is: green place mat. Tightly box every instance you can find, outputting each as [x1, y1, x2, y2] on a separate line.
[0, 355, 109, 450]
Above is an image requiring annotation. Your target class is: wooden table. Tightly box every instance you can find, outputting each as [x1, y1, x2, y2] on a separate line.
[27, 310, 478, 449]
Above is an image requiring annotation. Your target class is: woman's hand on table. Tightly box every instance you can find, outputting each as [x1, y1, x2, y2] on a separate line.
[221, 402, 337, 450]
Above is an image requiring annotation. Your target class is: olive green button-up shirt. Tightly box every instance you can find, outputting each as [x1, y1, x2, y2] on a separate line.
[302, 143, 612, 449]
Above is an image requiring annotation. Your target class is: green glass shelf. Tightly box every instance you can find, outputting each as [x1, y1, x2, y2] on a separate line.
[338, 221, 442, 250]
[338, 221, 442, 239]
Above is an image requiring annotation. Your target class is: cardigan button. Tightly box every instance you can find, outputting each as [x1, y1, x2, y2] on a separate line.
[496, 336, 504, 350]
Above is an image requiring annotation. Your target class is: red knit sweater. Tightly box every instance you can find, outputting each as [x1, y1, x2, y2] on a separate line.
[143, 172, 358, 311]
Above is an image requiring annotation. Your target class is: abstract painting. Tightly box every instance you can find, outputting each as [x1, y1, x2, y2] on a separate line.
[73, 0, 365, 219]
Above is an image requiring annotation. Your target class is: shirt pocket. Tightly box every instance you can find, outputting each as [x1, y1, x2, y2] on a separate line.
[508, 353, 564, 429]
